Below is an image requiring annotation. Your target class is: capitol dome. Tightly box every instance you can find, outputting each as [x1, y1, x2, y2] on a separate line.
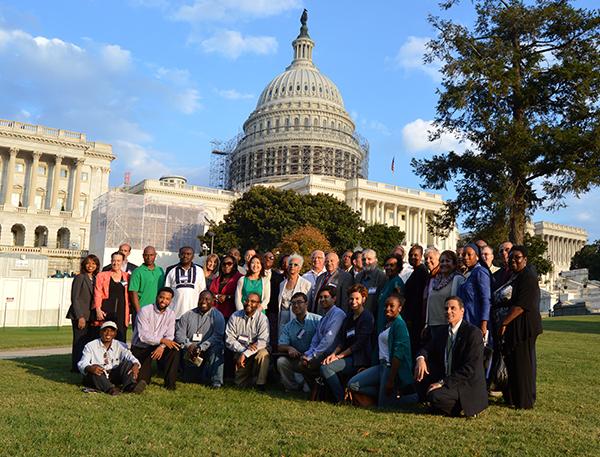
[228, 13, 368, 191]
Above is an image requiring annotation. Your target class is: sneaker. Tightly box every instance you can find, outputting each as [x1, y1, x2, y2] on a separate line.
[131, 380, 147, 394]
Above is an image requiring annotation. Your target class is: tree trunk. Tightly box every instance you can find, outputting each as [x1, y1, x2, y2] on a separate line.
[509, 189, 527, 245]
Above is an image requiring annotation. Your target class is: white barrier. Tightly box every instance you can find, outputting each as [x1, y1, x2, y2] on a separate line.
[0, 277, 72, 327]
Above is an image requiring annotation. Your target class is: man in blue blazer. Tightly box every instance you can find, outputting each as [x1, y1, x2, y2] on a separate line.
[414, 296, 488, 417]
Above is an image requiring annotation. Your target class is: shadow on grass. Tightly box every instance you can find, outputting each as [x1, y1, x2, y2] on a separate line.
[542, 318, 600, 335]
[14, 354, 81, 386]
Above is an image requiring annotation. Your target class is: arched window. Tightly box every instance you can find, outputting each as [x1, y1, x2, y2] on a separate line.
[56, 227, 70, 249]
[34, 226, 48, 247]
[11, 224, 25, 246]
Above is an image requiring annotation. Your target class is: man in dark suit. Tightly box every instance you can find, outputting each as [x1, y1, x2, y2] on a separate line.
[402, 245, 429, 359]
[102, 242, 138, 273]
[264, 251, 285, 351]
[414, 296, 488, 417]
[310, 252, 352, 314]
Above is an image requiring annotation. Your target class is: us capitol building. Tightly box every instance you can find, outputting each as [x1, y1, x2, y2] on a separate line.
[0, 13, 588, 284]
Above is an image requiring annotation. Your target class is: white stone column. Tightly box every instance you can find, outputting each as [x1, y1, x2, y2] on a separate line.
[100, 166, 110, 194]
[50, 155, 64, 210]
[28, 151, 42, 208]
[71, 159, 84, 215]
[393, 204, 398, 227]
[405, 206, 412, 245]
[3, 148, 18, 206]
[417, 209, 423, 246]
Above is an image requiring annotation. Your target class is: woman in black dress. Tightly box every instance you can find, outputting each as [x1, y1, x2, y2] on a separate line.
[499, 245, 543, 409]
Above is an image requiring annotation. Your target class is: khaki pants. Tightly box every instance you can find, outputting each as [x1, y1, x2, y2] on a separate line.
[234, 348, 270, 387]
[276, 356, 304, 391]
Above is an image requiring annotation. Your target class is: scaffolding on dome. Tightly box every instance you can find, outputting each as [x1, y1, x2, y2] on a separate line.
[354, 132, 370, 179]
[209, 133, 243, 190]
[90, 191, 207, 253]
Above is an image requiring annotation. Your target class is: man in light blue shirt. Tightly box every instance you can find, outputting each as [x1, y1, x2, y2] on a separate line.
[78, 321, 142, 395]
[299, 285, 345, 389]
[176, 290, 225, 387]
[277, 292, 321, 391]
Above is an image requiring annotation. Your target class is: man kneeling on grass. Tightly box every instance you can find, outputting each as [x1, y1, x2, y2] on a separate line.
[225, 292, 270, 390]
[130, 287, 180, 391]
[78, 321, 143, 395]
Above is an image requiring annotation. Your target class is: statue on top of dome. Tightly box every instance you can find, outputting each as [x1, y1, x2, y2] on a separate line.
[299, 9, 309, 37]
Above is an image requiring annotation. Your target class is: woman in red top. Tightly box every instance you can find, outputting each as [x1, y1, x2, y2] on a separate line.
[209, 254, 243, 320]
[93, 252, 130, 342]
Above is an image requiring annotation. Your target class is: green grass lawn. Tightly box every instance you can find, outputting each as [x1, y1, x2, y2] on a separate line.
[0, 316, 599, 457]
[0, 326, 72, 350]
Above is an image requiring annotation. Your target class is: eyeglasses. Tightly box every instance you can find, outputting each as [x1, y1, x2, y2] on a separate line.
[222, 262, 234, 266]
[265, 256, 275, 260]
[290, 300, 306, 306]
[289, 263, 301, 267]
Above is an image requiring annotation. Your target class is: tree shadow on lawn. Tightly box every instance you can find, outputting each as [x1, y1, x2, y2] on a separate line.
[542, 318, 600, 335]
[14, 354, 81, 386]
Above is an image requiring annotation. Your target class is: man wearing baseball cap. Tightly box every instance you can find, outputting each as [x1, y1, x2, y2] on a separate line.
[78, 321, 144, 395]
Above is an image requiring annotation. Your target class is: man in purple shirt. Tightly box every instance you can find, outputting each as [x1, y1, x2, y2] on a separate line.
[131, 287, 180, 391]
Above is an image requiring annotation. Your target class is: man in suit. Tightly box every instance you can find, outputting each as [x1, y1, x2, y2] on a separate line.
[414, 296, 488, 417]
[402, 245, 429, 359]
[102, 243, 138, 273]
[264, 251, 285, 351]
[311, 252, 352, 314]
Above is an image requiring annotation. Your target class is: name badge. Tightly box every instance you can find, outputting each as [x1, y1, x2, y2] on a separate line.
[239, 335, 249, 345]
[296, 329, 306, 339]
[121, 280, 128, 287]
[368, 287, 377, 295]
[346, 329, 356, 338]
[192, 333, 203, 342]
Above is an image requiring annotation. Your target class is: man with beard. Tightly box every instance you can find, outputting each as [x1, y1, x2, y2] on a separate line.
[130, 287, 180, 391]
[354, 249, 386, 316]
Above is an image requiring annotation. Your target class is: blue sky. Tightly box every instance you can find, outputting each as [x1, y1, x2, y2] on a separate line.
[1, 0, 598, 241]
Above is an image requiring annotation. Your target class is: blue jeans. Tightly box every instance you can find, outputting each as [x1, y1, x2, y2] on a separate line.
[182, 345, 224, 387]
[348, 362, 417, 408]
[320, 356, 356, 403]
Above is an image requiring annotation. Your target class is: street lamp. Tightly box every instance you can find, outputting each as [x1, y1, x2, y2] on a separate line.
[206, 231, 215, 254]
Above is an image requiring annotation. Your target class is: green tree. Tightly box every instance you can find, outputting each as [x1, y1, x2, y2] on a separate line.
[412, 0, 600, 244]
[200, 186, 363, 254]
[570, 240, 600, 280]
[360, 224, 405, 265]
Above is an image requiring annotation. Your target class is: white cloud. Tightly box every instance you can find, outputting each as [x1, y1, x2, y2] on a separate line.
[368, 120, 391, 136]
[402, 118, 473, 155]
[99, 44, 132, 72]
[390, 36, 441, 82]
[0, 25, 201, 177]
[154, 66, 202, 113]
[198, 30, 277, 59]
[172, 0, 301, 23]
[115, 140, 170, 181]
[216, 88, 254, 100]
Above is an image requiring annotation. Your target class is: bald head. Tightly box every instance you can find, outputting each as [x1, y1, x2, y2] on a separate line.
[143, 245, 157, 267]
[325, 252, 339, 273]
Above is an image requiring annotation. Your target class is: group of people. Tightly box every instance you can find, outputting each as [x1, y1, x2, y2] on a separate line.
[69, 239, 542, 415]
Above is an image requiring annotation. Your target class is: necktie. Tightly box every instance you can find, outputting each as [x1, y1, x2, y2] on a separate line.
[445, 329, 454, 376]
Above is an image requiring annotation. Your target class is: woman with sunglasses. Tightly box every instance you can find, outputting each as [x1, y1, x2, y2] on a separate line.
[209, 254, 243, 320]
